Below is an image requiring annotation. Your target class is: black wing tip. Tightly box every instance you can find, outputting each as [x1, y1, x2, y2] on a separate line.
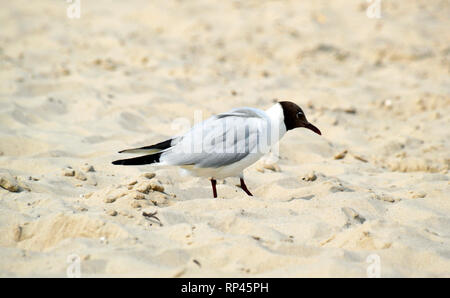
[117, 139, 173, 155]
[112, 159, 135, 166]
[112, 152, 162, 166]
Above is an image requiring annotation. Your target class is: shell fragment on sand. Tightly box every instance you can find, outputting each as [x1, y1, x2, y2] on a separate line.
[0, 172, 20, 192]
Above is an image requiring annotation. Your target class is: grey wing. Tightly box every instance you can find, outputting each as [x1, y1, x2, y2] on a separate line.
[215, 107, 267, 119]
[160, 109, 269, 168]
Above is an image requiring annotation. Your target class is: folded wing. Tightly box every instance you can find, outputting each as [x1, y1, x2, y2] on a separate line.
[160, 108, 271, 168]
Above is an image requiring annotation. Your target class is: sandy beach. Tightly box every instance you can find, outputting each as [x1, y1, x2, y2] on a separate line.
[0, 0, 449, 277]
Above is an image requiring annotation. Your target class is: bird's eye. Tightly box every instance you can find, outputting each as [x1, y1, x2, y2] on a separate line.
[296, 112, 303, 118]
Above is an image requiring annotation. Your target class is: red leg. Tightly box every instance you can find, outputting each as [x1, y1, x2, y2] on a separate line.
[210, 179, 217, 198]
[240, 178, 253, 197]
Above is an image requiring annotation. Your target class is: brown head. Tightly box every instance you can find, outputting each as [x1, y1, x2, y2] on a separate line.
[279, 101, 321, 135]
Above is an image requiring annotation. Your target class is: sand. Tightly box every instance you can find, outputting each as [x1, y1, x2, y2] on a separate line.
[0, 0, 449, 277]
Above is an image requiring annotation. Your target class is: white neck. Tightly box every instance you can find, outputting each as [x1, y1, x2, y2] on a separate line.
[265, 103, 287, 142]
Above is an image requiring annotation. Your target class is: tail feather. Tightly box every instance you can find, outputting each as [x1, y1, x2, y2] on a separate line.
[112, 152, 162, 166]
[118, 139, 173, 154]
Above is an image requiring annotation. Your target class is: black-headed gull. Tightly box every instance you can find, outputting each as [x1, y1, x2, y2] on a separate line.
[113, 101, 321, 198]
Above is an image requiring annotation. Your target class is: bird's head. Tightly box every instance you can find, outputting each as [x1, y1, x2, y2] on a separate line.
[279, 101, 321, 135]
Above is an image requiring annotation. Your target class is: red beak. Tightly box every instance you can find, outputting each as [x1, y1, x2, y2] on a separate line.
[304, 123, 321, 135]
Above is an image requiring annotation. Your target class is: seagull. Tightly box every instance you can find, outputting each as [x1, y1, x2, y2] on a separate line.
[112, 101, 321, 198]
